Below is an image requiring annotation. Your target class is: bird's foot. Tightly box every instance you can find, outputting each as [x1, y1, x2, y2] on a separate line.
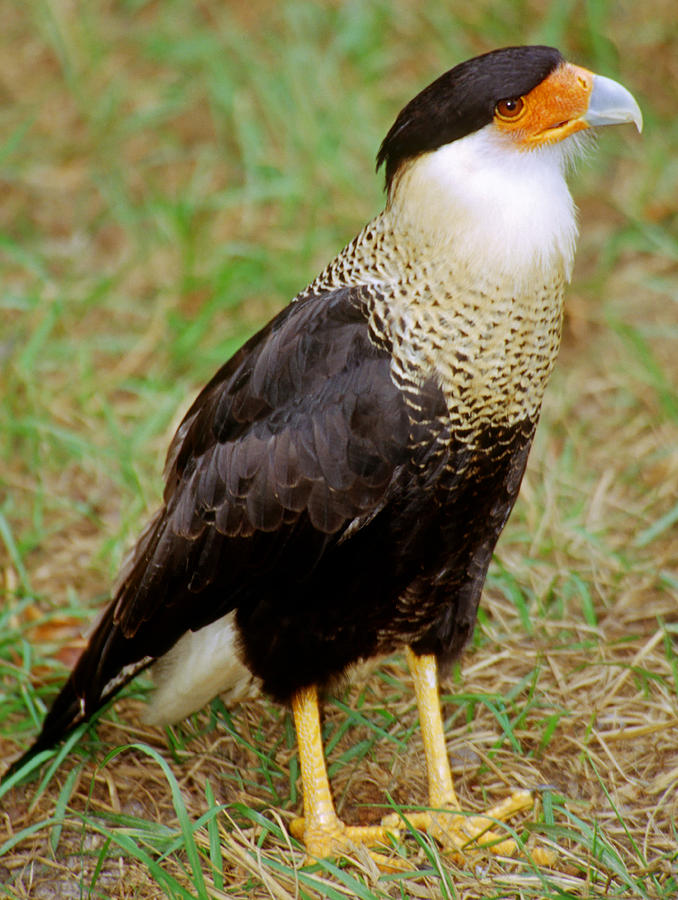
[381, 789, 556, 866]
[289, 815, 409, 871]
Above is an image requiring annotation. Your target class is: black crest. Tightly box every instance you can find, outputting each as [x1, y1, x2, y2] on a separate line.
[377, 45, 564, 191]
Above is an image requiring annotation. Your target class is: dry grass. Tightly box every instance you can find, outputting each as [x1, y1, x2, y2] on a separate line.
[1, 1, 677, 898]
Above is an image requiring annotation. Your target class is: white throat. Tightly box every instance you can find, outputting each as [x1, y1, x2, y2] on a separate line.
[388, 125, 581, 289]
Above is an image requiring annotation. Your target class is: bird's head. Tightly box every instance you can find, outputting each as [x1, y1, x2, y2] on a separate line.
[377, 45, 643, 193]
[377, 46, 642, 282]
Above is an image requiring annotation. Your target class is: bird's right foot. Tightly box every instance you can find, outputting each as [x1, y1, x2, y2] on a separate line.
[289, 814, 408, 871]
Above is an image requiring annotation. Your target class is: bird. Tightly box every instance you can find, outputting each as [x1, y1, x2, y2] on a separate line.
[5, 45, 641, 867]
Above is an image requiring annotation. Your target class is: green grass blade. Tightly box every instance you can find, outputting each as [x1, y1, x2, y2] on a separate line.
[100, 742, 209, 900]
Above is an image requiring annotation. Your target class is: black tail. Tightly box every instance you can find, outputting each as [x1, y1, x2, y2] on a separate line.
[2, 686, 86, 784]
[2, 603, 153, 787]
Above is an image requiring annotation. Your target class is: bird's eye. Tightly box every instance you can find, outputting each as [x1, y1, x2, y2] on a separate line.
[495, 97, 525, 120]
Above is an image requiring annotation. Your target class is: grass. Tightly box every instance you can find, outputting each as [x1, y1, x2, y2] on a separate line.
[1, 0, 677, 897]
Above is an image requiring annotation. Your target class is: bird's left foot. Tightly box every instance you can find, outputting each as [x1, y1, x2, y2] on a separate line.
[382, 789, 556, 865]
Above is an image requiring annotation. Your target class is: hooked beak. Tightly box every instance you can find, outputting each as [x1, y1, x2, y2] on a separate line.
[583, 73, 643, 132]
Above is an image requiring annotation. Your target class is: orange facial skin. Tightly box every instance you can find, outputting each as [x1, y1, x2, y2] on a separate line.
[493, 62, 595, 146]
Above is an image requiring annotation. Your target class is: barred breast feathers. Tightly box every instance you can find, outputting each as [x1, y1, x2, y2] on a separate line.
[300, 127, 577, 429]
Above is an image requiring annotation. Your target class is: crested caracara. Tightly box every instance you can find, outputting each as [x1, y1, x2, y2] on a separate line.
[5, 45, 641, 867]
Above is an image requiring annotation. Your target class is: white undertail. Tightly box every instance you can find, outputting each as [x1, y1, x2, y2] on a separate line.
[146, 612, 261, 725]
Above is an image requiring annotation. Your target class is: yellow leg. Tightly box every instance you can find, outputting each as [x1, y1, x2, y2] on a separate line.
[289, 684, 404, 868]
[407, 646, 461, 811]
[381, 647, 555, 865]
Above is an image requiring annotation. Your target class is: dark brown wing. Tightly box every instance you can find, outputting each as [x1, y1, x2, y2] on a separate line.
[114, 284, 409, 632]
[10, 285, 411, 767]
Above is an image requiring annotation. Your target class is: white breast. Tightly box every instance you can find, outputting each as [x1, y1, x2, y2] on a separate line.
[389, 124, 583, 289]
